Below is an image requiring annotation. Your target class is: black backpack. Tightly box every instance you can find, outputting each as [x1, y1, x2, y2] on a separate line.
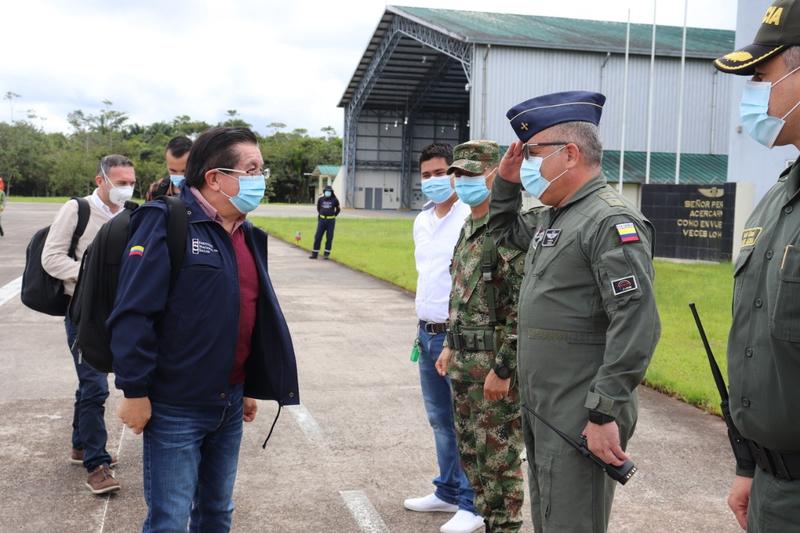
[69, 196, 188, 373]
[21, 197, 90, 316]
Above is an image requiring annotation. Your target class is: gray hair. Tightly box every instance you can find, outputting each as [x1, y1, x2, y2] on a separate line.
[97, 154, 134, 176]
[544, 122, 603, 168]
[783, 45, 800, 70]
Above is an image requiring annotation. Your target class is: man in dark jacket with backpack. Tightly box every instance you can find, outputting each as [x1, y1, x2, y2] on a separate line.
[108, 127, 299, 533]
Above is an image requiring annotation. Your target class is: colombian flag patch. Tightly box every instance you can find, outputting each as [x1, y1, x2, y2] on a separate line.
[129, 245, 144, 257]
[615, 222, 640, 244]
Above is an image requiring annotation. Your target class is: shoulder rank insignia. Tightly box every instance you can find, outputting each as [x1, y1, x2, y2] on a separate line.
[598, 191, 625, 207]
[615, 222, 640, 244]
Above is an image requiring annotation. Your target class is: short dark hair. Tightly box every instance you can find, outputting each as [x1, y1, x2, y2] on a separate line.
[184, 127, 258, 188]
[166, 136, 193, 158]
[419, 143, 453, 168]
[97, 154, 134, 176]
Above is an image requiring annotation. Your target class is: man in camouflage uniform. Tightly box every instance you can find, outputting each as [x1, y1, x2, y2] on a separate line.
[489, 92, 660, 533]
[436, 140, 525, 533]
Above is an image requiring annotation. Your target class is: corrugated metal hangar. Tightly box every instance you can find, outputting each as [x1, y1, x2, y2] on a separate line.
[338, 6, 735, 209]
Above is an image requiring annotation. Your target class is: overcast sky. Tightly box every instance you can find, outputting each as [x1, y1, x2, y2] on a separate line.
[0, 0, 738, 136]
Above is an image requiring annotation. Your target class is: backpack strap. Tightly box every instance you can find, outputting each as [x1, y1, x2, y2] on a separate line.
[481, 229, 499, 326]
[160, 196, 188, 285]
[68, 197, 90, 260]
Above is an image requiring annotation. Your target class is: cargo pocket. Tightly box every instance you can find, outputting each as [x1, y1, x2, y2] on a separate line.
[771, 245, 800, 342]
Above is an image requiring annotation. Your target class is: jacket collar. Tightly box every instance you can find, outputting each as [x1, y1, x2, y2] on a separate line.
[180, 185, 246, 232]
[557, 173, 607, 210]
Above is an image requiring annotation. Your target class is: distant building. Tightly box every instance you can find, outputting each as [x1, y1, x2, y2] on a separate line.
[310, 165, 341, 199]
[339, 6, 735, 209]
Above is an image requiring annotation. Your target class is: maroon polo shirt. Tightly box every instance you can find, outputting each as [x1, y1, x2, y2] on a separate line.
[229, 226, 259, 384]
[190, 188, 259, 384]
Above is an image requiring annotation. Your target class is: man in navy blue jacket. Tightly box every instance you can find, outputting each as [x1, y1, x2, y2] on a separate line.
[109, 127, 299, 532]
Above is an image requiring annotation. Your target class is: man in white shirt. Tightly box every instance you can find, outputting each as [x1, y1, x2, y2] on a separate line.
[42, 154, 136, 495]
[405, 144, 481, 533]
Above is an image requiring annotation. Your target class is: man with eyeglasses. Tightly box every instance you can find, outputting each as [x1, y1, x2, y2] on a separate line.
[109, 127, 299, 532]
[42, 154, 136, 495]
[488, 91, 660, 533]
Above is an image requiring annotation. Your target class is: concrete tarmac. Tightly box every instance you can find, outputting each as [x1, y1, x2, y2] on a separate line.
[0, 202, 739, 532]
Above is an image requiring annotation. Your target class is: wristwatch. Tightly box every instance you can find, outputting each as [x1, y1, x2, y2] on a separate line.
[493, 364, 512, 380]
[588, 410, 616, 425]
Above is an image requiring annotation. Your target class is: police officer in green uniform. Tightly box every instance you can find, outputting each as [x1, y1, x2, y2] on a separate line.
[488, 91, 661, 533]
[713, 2, 800, 530]
[435, 140, 525, 533]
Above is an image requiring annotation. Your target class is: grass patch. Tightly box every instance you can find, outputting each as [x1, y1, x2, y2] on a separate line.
[252, 216, 417, 292]
[254, 215, 733, 414]
[7, 196, 74, 203]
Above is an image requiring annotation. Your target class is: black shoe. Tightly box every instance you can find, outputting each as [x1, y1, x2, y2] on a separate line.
[308, 254, 318, 259]
[323, 255, 330, 260]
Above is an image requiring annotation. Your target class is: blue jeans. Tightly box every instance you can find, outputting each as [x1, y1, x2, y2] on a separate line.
[418, 324, 476, 513]
[143, 385, 244, 533]
[65, 317, 111, 471]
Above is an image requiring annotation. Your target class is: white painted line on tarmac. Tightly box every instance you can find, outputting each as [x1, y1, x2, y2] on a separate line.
[0, 276, 22, 307]
[286, 404, 324, 444]
[339, 490, 390, 533]
[98, 425, 126, 533]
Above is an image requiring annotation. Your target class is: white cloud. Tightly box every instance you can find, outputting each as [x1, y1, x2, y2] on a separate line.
[0, 0, 736, 135]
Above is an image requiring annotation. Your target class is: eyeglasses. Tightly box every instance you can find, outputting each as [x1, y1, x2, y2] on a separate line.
[522, 142, 570, 160]
[216, 167, 270, 178]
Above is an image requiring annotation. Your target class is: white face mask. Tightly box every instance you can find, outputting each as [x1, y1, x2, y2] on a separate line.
[101, 166, 134, 206]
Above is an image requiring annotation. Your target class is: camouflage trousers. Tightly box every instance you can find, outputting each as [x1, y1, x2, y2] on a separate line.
[451, 379, 524, 532]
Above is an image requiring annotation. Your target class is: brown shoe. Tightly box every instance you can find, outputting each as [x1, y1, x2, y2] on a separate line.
[86, 464, 121, 495]
[71, 449, 118, 467]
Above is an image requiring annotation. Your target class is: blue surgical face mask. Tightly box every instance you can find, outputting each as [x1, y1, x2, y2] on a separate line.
[740, 65, 800, 148]
[421, 175, 454, 204]
[324, 190, 332, 197]
[169, 175, 184, 187]
[454, 174, 491, 206]
[218, 172, 266, 214]
[520, 146, 568, 202]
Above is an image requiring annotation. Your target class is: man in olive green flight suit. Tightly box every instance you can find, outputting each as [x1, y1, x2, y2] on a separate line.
[435, 140, 525, 533]
[712, 1, 800, 531]
[488, 91, 661, 533]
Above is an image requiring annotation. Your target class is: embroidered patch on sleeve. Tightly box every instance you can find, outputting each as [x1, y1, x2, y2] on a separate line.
[129, 245, 144, 257]
[611, 275, 638, 296]
[615, 222, 640, 244]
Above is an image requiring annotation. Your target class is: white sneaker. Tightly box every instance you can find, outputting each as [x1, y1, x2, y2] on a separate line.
[403, 493, 458, 512]
[440, 510, 484, 533]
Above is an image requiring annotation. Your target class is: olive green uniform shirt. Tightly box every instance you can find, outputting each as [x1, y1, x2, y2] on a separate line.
[446, 213, 524, 382]
[488, 175, 660, 426]
[728, 160, 800, 463]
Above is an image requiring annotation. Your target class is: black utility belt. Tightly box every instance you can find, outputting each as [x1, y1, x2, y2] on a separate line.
[447, 326, 498, 353]
[749, 441, 800, 481]
[319, 215, 336, 219]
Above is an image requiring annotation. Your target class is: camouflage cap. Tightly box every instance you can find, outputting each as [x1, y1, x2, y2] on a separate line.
[447, 140, 500, 175]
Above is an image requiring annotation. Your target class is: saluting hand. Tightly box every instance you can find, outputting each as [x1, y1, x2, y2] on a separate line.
[582, 420, 629, 467]
[498, 141, 524, 183]
[435, 347, 453, 377]
[483, 370, 511, 401]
